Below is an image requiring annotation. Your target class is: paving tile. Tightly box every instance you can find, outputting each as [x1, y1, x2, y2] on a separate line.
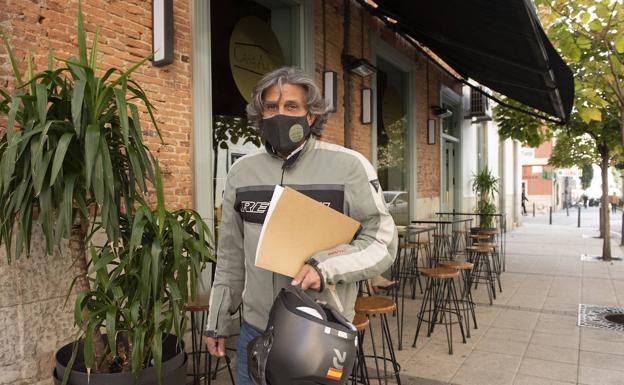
[506, 294, 547, 309]
[579, 350, 624, 372]
[451, 365, 515, 385]
[578, 366, 624, 385]
[483, 327, 533, 343]
[580, 327, 624, 343]
[580, 336, 624, 355]
[524, 343, 579, 364]
[513, 374, 576, 385]
[531, 331, 580, 349]
[472, 334, 527, 356]
[401, 352, 465, 382]
[461, 350, 521, 373]
[517, 357, 578, 383]
[493, 309, 539, 331]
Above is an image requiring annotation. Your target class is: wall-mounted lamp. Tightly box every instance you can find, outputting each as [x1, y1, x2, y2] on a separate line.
[344, 55, 377, 78]
[323, 71, 337, 112]
[152, 0, 174, 66]
[427, 119, 436, 145]
[431, 105, 453, 119]
[361, 88, 372, 124]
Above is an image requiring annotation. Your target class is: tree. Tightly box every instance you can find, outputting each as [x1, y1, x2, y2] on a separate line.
[493, 0, 624, 261]
[535, 0, 624, 145]
[581, 163, 594, 190]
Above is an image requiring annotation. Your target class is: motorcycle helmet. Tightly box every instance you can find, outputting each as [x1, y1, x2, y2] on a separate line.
[247, 286, 358, 385]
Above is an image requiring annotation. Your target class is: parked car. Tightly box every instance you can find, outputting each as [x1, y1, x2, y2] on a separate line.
[384, 191, 409, 226]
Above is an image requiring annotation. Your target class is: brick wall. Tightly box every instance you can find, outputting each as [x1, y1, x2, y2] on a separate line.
[0, 1, 192, 384]
[315, 0, 460, 199]
[0, 0, 193, 210]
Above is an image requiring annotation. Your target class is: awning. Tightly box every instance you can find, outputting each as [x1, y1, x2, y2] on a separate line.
[362, 0, 574, 122]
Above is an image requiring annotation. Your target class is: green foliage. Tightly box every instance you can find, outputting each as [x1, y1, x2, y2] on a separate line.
[471, 166, 499, 228]
[0, 24, 156, 262]
[581, 163, 594, 190]
[535, 0, 623, 126]
[213, 115, 261, 150]
[76, 163, 213, 382]
[493, 99, 553, 147]
[0, 3, 214, 383]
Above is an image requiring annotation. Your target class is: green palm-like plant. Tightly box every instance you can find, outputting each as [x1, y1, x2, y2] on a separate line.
[471, 166, 499, 228]
[72, 163, 212, 381]
[0, 3, 214, 384]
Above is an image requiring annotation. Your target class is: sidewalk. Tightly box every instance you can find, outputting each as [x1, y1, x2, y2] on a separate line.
[204, 207, 624, 385]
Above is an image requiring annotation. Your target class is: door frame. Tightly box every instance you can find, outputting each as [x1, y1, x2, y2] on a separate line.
[439, 85, 463, 213]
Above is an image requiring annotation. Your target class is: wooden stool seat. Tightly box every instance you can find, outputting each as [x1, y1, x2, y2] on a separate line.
[352, 313, 369, 331]
[439, 260, 474, 270]
[420, 267, 459, 279]
[478, 230, 499, 236]
[184, 294, 210, 312]
[466, 245, 494, 253]
[355, 296, 396, 315]
[473, 242, 497, 249]
[469, 234, 489, 240]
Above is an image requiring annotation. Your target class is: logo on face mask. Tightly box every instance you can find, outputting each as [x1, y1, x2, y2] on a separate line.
[289, 124, 305, 142]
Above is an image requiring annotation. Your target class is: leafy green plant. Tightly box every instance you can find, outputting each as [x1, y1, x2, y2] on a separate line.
[73, 163, 212, 381]
[471, 166, 499, 228]
[0, 3, 214, 383]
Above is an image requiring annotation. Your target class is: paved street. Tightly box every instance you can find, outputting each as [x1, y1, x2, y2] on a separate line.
[201, 207, 624, 385]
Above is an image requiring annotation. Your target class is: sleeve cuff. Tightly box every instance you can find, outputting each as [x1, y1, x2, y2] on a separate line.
[305, 257, 326, 292]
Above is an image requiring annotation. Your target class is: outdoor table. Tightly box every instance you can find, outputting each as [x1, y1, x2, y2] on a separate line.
[410, 219, 468, 265]
[436, 212, 507, 272]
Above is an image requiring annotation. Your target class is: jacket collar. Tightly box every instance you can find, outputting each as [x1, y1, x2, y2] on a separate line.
[264, 135, 317, 169]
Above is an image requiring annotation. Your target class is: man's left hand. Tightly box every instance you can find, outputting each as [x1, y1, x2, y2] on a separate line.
[292, 264, 321, 291]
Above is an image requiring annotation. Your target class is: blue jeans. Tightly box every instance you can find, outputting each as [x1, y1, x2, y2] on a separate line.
[236, 322, 262, 385]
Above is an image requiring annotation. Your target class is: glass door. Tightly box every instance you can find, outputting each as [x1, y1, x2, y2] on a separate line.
[376, 57, 409, 225]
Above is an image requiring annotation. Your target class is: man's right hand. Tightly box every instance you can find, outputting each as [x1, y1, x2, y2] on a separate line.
[204, 336, 226, 356]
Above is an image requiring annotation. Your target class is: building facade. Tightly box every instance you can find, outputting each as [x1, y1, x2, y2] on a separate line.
[0, 1, 522, 383]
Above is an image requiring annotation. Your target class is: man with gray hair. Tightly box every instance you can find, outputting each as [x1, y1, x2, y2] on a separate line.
[204, 66, 397, 384]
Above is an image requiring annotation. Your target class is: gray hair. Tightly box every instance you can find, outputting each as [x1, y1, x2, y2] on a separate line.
[245, 66, 329, 136]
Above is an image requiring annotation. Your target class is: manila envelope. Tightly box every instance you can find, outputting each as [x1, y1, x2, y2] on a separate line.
[255, 185, 360, 277]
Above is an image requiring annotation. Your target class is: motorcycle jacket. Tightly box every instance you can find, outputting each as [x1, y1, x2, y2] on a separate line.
[205, 135, 398, 336]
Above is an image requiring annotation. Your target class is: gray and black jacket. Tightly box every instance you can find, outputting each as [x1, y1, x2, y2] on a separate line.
[206, 136, 398, 336]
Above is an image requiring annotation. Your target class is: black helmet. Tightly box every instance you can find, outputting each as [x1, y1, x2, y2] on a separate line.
[247, 286, 358, 385]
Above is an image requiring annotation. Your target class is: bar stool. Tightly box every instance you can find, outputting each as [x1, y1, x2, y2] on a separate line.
[438, 260, 477, 338]
[473, 241, 503, 293]
[355, 296, 401, 385]
[412, 267, 466, 355]
[184, 297, 235, 385]
[466, 245, 497, 305]
[351, 313, 371, 385]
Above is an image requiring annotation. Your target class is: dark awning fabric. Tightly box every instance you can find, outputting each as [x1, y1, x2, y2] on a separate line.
[366, 0, 574, 122]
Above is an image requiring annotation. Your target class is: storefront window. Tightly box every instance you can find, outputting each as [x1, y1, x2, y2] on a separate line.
[211, 0, 301, 227]
[376, 57, 409, 225]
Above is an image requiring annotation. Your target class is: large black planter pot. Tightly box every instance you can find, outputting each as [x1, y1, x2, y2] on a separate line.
[52, 334, 186, 385]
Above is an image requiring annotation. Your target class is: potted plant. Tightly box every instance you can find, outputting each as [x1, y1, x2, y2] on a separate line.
[471, 166, 499, 230]
[0, 4, 214, 384]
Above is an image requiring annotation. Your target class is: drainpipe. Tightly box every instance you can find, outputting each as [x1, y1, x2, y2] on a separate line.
[342, 0, 351, 148]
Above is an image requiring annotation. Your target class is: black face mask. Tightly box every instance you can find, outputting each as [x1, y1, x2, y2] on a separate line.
[260, 114, 311, 156]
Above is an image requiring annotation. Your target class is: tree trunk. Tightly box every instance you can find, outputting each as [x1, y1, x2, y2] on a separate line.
[69, 215, 108, 372]
[600, 153, 612, 261]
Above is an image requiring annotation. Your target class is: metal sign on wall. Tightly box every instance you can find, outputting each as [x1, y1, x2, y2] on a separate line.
[229, 16, 284, 102]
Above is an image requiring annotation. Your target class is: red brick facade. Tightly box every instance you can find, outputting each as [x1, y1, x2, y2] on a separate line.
[0, 0, 194, 209]
[0, 0, 454, 208]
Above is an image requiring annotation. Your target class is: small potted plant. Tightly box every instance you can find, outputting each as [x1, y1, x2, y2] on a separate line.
[0, 3, 214, 384]
[471, 166, 499, 231]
